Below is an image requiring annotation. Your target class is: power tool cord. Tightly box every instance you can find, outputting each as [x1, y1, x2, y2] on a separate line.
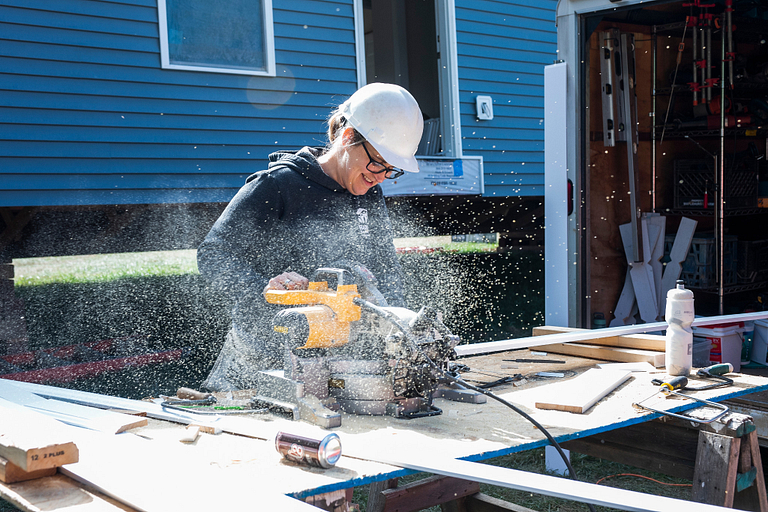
[354, 298, 597, 512]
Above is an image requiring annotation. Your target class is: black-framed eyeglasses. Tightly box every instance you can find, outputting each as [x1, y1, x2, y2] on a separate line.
[361, 142, 405, 180]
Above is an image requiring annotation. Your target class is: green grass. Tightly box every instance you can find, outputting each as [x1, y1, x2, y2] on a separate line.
[13, 249, 199, 286]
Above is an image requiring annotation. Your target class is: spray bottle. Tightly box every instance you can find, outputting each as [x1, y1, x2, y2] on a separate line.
[665, 280, 695, 376]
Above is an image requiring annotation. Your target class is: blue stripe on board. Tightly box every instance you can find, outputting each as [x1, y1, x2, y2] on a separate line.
[0, 0, 157, 23]
[0, 188, 243, 207]
[4, 173, 248, 190]
[0, 55, 358, 87]
[0, 75, 355, 104]
[0, 107, 332, 132]
[0, 91, 336, 120]
[0, 5, 157, 36]
[0, 157, 263, 174]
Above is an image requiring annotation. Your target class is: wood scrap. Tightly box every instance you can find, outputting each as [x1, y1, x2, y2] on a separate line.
[532, 326, 665, 351]
[533, 369, 633, 413]
[0, 403, 79, 471]
[0, 455, 56, 484]
[539, 343, 665, 367]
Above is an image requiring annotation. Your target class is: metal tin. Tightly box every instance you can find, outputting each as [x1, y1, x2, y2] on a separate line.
[275, 431, 342, 469]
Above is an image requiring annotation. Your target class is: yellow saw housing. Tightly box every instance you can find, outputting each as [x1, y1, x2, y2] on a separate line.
[265, 281, 361, 348]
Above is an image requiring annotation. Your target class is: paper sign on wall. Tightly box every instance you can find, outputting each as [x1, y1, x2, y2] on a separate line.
[381, 156, 483, 197]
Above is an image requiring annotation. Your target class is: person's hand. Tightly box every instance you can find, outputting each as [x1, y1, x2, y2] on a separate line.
[263, 272, 309, 295]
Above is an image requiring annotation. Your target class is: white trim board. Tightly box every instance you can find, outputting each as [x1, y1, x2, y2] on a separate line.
[456, 311, 768, 357]
[368, 455, 733, 512]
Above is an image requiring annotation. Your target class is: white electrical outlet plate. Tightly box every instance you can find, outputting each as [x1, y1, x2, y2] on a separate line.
[476, 95, 493, 120]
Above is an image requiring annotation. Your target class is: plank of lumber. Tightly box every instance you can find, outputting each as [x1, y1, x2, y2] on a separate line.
[465, 492, 539, 512]
[533, 369, 632, 413]
[0, 473, 137, 512]
[532, 326, 665, 351]
[456, 311, 768, 357]
[0, 456, 56, 484]
[0, 402, 79, 471]
[0, 381, 147, 434]
[539, 343, 665, 367]
[380, 475, 480, 512]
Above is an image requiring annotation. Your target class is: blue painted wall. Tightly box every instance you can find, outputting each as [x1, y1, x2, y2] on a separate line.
[0, 0, 359, 207]
[0, 0, 557, 207]
[457, 0, 557, 198]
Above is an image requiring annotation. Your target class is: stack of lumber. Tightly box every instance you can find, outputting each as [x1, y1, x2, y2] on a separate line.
[0, 402, 79, 483]
[532, 326, 665, 367]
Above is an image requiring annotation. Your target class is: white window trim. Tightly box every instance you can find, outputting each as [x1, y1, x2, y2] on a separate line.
[353, 0, 366, 89]
[353, 0, 463, 156]
[435, 0, 462, 158]
[157, 0, 276, 76]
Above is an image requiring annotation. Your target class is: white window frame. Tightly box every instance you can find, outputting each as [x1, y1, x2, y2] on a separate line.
[352, 0, 462, 156]
[157, 0, 276, 76]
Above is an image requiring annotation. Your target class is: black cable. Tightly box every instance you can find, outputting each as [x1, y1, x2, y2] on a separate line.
[354, 298, 598, 512]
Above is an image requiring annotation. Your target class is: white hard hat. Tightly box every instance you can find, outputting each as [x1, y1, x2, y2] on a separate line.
[340, 83, 423, 173]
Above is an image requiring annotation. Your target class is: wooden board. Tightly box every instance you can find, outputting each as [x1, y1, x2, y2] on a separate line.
[0, 456, 56, 484]
[536, 343, 665, 367]
[532, 326, 666, 351]
[0, 383, 147, 435]
[533, 369, 633, 413]
[0, 402, 79, 472]
[456, 311, 768, 357]
[0, 473, 136, 511]
[660, 217, 697, 317]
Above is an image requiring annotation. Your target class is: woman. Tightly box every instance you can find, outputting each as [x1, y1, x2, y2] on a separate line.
[198, 83, 424, 391]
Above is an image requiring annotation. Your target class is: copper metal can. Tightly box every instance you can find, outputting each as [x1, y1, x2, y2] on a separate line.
[275, 431, 342, 469]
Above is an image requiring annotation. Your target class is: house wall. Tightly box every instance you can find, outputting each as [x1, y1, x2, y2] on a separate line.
[456, 0, 557, 198]
[0, 0, 359, 207]
[0, 0, 557, 207]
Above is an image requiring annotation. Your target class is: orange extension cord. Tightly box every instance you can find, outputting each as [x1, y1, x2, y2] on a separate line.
[596, 473, 693, 487]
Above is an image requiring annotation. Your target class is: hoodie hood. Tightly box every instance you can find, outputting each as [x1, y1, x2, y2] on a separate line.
[244, 147, 345, 192]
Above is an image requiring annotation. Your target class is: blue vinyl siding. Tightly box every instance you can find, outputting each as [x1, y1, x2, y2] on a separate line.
[455, 0, 557, 197]
[0, 0, 358, 206]
[0, 0, 558, 206]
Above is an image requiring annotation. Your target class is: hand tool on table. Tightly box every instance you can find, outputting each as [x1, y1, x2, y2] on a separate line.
[634, 374, 729, 423]
[159, 392, 267, 415]
[252, 262, 486, 428]
[650, 363, 734, 390]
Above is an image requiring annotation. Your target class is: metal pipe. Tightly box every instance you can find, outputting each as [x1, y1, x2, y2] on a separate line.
[727, 0, 734, 87]
[652, 27, 657, 212]
[707, 14, 712, 103]
[692, 17, 698, 106]
[719, 27, 726, 315]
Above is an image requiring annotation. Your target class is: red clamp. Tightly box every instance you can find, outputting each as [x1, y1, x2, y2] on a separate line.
[705, 78, 721, 88]
[696, 59, 708, 69]
[725, 52, 736, 62]
[689, 82, 703, 93]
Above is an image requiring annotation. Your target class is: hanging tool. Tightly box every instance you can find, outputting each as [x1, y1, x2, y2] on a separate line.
[634, 374, 729, 423]
[660, 19, 689, 145]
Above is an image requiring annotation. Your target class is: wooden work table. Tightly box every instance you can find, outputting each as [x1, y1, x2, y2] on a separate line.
[2, 350, 768, 511]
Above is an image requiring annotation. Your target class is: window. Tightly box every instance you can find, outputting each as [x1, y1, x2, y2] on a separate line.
[158, 0, 275, 76]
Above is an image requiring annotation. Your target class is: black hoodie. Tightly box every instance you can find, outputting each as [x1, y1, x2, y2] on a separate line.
[198, 146, 406, 350]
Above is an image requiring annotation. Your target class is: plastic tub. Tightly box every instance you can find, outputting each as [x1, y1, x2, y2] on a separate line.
[692, 338, 712, 367]
[693, 323, 744, 372]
